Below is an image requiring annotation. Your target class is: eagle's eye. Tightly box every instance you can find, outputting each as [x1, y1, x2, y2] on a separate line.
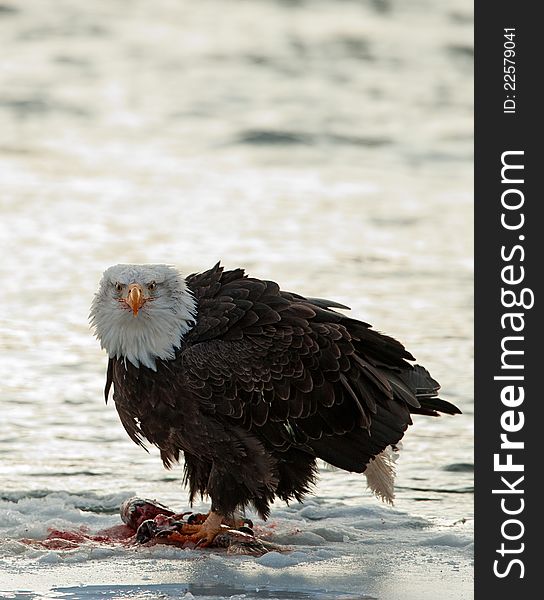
[115, 282, 123, 292]
[148, 281, 157, 291]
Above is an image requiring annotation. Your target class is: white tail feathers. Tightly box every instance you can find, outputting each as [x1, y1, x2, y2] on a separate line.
[364, 446, 400, 505]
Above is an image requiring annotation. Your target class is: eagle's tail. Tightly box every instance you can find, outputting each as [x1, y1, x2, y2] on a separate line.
[364, 445, 399, 505]
[403, 365, 462, 416]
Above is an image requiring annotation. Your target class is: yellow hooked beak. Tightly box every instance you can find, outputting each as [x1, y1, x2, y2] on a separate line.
[125, 283, 145, 316]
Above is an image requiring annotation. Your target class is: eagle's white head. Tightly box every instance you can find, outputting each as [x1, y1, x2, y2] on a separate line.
[90, 264, 197, 370]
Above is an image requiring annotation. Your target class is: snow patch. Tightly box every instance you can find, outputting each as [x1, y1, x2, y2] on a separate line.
[418, 533, 473, 548]
[256, 551, 309, 568]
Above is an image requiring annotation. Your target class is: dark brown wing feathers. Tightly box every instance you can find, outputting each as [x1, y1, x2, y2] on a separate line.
[180, 264, 450, 466]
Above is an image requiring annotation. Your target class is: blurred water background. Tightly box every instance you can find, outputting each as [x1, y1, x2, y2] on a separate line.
[0, 0, 473, 598]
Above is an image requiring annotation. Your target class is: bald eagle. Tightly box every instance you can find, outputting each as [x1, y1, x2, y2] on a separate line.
[90, 263, 461, 544]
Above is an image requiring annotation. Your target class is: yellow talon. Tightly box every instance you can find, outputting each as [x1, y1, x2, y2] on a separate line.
[186, 511, 225, 547]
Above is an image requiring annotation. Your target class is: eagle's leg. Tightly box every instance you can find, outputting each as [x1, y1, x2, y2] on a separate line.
[187, 511, 253, 529]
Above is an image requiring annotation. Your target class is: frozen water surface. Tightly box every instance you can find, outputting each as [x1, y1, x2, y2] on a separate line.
[0, 0, 472, 598]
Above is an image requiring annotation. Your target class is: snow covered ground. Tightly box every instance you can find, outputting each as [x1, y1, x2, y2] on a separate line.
[0, 486, 473, 600]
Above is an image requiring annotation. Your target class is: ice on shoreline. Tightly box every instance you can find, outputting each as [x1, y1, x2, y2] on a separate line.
[0, 490, 472, 600]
